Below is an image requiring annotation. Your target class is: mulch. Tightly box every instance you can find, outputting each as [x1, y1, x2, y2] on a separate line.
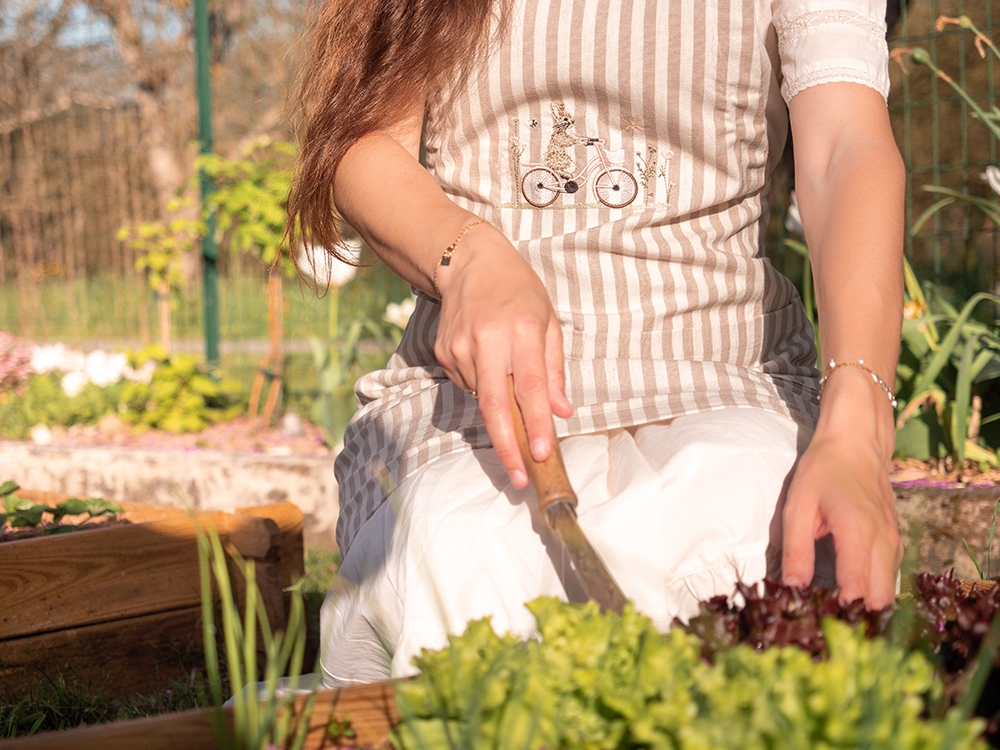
[27, 414, 334, 457]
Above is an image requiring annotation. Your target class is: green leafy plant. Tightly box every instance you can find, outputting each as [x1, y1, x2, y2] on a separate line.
[0, 481, 123, 535]
[200, 139, 300, 424]
[119, 345, 246, 433]
[118, 198, 206, 351]
[309, 310, 394, 445]
[195, 518, 317, 750]
[780, 233, 1000, 468]
[198, 139, 296, 273]
[0, 372, 125, 441]
[394, 596, 988, 750]
[894, 258, 1000, 467]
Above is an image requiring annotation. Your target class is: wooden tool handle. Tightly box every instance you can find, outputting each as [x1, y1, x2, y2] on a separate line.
[508, 376, 578, 515]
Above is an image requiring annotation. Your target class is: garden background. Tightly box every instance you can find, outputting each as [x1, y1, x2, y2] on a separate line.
[3, 0, 1000, 744]
[0, 0, 998, 457]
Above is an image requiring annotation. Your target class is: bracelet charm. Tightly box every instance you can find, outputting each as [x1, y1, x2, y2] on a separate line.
[432, 219, 486, 298]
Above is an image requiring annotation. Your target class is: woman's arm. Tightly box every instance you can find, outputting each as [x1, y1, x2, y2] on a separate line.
[333, 105, 573, 487]
[781, 82, 905, 609]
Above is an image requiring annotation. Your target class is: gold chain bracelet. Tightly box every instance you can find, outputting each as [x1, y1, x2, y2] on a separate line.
[432, 220, 486, 298]
[818, 358, 897, 409]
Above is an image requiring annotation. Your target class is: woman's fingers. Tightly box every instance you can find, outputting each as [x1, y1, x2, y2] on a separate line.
[475, 320, 555, 486]
[546, 320, 573, 419]
[782, 441, 901, 610]
[832, 526, 873, 606]
[510, 320, 556, 462]
[476, 365, 527, 487]
[780, 498, 818, 590]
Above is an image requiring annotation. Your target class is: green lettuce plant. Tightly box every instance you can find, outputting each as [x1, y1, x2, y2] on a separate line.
[394, 597, 988, 750]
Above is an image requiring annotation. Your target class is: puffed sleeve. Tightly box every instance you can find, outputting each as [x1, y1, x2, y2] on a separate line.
[772, 0, 891, 104]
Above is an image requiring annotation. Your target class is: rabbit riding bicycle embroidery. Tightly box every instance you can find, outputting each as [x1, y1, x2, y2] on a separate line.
[504, 102, 674, 210]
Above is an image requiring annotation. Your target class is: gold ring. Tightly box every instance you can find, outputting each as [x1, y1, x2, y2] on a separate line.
[467, 389, 478, 399]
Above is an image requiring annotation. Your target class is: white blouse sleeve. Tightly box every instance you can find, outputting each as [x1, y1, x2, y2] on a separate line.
[772, 0, 891, 104]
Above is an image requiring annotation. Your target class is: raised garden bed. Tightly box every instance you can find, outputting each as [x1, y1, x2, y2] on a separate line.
[0, 681, 397, 749]
[4, 574, 998, 750]
[0, 491, 304, 702]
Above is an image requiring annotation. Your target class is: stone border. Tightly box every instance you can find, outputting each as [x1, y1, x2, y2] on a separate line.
[0, 441, 339, 550]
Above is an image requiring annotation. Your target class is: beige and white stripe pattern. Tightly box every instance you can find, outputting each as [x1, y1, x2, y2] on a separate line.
[334, 0, 890, 555]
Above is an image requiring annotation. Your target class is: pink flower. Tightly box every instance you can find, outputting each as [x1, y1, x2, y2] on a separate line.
[0, 332, 33, 397]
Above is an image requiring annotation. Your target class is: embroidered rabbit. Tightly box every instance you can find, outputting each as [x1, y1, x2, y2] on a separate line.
[542, 102, 582, 178]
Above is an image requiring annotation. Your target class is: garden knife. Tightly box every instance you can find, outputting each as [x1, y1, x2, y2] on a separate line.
[508, 377, 628, 614]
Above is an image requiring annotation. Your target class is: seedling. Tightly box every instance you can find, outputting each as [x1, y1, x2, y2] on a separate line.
[196, 517, 317, 750]
[963, 497, 1000, 580]
[0, 481, 123, 536]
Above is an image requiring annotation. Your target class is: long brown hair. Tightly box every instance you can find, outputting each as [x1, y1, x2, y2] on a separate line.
[286, 0, 512, 264]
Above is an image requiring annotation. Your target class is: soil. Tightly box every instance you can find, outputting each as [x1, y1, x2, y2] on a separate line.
[19, 415, 1000, 485]
[0, 517, 132, 544]
[890, 457, 1000, 489]
[27, 413, 334, 457]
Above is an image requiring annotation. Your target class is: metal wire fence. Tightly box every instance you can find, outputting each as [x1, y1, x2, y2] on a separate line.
[893, 0, 999, 296]
[2, 0, 999, 344]
[767, 1, 1000, 302]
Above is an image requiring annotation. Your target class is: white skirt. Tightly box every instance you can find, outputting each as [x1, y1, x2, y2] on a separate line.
[320, 407, 833, 685]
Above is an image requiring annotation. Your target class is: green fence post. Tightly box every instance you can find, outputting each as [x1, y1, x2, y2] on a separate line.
[195, 0, 220, 365]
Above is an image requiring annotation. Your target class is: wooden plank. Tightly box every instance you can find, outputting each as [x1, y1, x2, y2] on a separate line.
[0, 606, 204, 702]
[1, 681, 399, 749]
[0, 511, 275, 640]
[237, 503, 306, 591]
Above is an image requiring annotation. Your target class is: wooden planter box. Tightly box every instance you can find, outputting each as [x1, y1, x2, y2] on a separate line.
[0, 492, 305, 701]
[0, 680, 398, 749]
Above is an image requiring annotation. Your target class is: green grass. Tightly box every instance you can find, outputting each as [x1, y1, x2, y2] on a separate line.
[0, 548, 339, 740]
[0, 261, 411, 438]
[0, 261, 411, 345]
[298, 548, 340, 671]
[0, 668, 219, 739]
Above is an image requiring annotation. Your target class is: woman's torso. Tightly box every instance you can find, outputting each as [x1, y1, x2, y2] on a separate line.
[333, 0, 886, 554]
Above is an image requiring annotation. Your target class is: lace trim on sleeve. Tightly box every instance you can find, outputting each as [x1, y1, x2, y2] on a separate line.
[777, 9, 887, 56]
[784, 66, 886, 101]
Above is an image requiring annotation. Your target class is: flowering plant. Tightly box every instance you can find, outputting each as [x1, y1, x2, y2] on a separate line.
[0, 332, 33, 397]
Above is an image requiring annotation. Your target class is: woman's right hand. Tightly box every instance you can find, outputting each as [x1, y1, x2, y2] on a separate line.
[433, 222, 573, 488]
[330, 124, 571, 485]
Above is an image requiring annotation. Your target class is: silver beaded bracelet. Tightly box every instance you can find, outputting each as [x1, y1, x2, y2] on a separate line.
[818, 358, 897, 409]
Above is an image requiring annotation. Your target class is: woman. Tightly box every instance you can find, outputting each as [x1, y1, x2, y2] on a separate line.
[287, 0, 905, 684]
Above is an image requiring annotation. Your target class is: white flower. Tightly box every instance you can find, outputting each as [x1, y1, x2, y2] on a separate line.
[84, 350, 130, 387]
[61, 371, 88, 397]
[984, 165, 1000, 197]
[30, 424, 53, 445]
[31, 343, 84, 374]
[31, 343, 151, 394]
[298, 238, 363, 289]
[384, 296, 417, 330]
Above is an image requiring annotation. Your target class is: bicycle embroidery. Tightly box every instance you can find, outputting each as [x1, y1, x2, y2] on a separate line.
[504, 102, 675, 210]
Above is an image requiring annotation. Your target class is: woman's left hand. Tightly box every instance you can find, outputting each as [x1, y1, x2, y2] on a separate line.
[780, 369, 902, 610]
[781, 433, 901, 610]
